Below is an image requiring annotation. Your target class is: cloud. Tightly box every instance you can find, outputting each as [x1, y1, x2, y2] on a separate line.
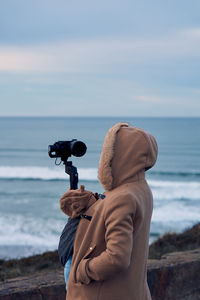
[0, 28, 200, 73]
[182, 27, 200, 38]
[192, 88, 200, 95]
[136, 95, 161, 103]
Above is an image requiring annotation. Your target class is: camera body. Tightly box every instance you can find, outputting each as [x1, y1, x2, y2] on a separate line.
[48, 139, 87, 161]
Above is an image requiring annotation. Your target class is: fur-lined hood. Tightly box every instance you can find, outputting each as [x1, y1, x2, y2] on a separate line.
[98, 122, 158, 191]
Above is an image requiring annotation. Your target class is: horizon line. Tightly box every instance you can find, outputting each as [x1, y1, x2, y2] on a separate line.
[0, 115, 200, 119]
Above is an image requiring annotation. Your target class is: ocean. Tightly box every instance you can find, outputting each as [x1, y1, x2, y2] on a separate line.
[0, 117, 199, 259]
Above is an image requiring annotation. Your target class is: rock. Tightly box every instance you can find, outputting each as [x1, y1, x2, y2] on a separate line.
[147, 248, 200, 300]
[0, 249, 200, 300]
[0, 270, 65, 300]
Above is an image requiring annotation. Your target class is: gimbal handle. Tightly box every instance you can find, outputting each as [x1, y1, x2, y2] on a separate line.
[64, 161, 78, 190]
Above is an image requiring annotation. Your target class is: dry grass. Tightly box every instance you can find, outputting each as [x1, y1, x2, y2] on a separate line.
[149, 223, 200, 259]
[0, 250, 61, 281]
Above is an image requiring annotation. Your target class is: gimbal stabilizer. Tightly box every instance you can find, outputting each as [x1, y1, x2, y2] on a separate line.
[48, 139, 87, 189]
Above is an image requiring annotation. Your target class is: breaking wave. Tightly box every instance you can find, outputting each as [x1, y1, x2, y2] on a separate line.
[0, 166, 98, 181]
[0, 166, 200, 181]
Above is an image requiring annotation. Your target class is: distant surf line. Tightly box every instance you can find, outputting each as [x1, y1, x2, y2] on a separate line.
[0, 166, 200, 181]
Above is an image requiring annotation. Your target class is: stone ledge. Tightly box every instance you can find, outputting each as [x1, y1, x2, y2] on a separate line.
[0, 249, 200, 300]
[147, 248, 200, 300]
[0, 270, 65, 300]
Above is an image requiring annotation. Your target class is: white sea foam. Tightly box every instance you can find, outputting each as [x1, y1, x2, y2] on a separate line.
[0, 213, 64, 247]
[1, 166, 200, 200]
[151, 201, 200, 237]
[0, 166, 200, 258]
[0, 165, 199, 183]
[152, 201, 200, 223]
[0, 166, 98, 181]
[149, 180, 200, 200]
[0, 200, 199, 258]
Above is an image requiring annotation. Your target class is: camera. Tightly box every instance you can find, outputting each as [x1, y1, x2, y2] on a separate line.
[48, 139, 87, 161]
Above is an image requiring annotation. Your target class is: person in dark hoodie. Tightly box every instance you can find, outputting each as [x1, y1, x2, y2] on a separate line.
[60, 122, 158, 300]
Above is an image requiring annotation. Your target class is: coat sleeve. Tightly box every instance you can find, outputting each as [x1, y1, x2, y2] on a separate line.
[76, 193, 136, 284]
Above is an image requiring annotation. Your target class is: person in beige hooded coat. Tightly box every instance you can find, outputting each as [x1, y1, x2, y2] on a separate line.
[60, 122, 158, 300]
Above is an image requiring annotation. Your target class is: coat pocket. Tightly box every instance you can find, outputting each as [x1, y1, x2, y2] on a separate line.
[71, 244, 97, 283]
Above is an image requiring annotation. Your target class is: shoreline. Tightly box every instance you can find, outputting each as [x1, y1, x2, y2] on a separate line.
[0, 222, 199, 282]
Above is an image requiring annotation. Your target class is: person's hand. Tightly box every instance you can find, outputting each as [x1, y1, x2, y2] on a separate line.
[60, 185, 96, 218]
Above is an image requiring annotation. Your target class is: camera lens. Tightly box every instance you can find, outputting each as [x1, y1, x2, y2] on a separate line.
[70, 141, 87, 157]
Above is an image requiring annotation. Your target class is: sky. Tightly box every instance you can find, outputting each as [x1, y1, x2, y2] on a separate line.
[0, 0, 200, 117]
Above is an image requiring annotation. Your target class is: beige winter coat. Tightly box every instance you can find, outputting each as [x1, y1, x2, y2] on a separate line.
[64, 122, 158, 300]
